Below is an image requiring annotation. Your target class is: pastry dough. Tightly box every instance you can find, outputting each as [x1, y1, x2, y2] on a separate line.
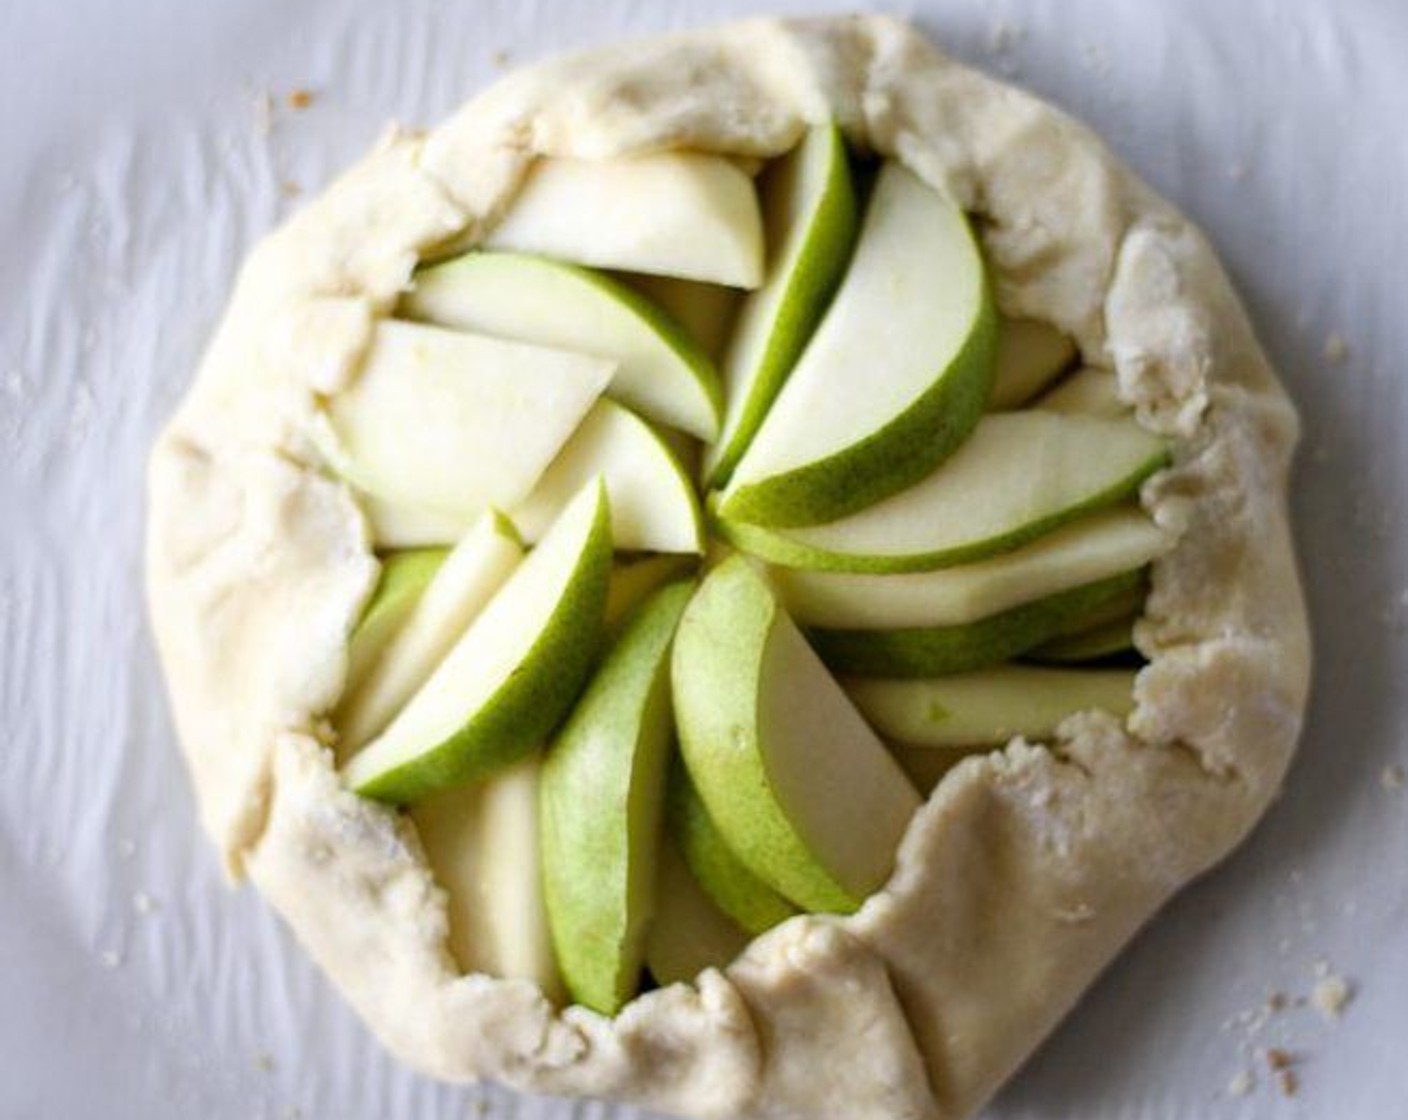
[146, 16, 1309, 1119]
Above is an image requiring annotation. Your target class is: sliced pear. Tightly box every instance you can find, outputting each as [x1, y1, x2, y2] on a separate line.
[717, 413, 1169, 573]
[605, 554, 699, 633]
[705, 125, 858, 487]
[672, 557, 921, 912]
[717, 162, 996, 528]
[644, 835, 750, 987]
[620, 273, 741, 362]
[987, 317, 1078, 410]
[344, 549, 447, 695]
[404, 252, 721, 439]
[889, 745, 976, 795]
[484, 153, 763, 288]
[772, 508, 1169, 630]
[335, 512, 524, 755]
[846, 667, 1138, 748]
[1027, 616, 1137, 663]
[412, 756, 563, 999]
[315, 320, 611, 519]
[358, 492, 467, 549]
[510, 400, 703, 554]
[671, 767, 797, 935]
[343, 481, 612, 803]
[540, 582, 693, 1014]
[809, 569, 1147, 678]
[1037, 366, 1128, 418]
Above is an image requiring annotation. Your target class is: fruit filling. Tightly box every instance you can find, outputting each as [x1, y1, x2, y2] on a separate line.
[319, 125, 1174, 1014]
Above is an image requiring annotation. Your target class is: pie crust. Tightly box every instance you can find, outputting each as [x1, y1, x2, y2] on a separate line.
[146, 15, 1310, 1119]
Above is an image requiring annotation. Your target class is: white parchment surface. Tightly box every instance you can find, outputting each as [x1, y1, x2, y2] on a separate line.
[2, 1, 1406, 1117]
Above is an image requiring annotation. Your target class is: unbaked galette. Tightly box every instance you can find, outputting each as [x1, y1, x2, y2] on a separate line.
[147, 15, 1310, 1119]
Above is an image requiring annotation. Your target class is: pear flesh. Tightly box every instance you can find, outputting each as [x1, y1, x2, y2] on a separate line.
[644, 836, 750, 988]
[404, 252, 722, 440]
[343, 481, 611, 803]
[485, 153, 764, 288]
[342, 548, 447, 697]
[987, 317, 1078, 410]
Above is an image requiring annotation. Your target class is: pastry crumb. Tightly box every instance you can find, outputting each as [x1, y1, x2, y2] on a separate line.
[1266, 991, 1288, 1012]
[1323, 332, 1349, 363]
[132, 891, 157, 915]
[253, 1051, 276, 1073]
[1311, 974, 1352, 1020]
[490, 49, 511, 69]
[1227, 1070, 1254, 1097]
[287, 88, 316, 110]
[1382, 763, 1405, 790]
[1277, 1068, 1300, 1097]
[1263, 1047, 1294, 1071]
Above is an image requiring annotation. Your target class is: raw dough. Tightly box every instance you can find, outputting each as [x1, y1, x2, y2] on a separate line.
[146, 15, 1309, 1119]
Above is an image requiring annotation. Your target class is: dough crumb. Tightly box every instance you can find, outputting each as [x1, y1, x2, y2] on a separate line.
[1311, 974, 1352, 1021]
[254, 1051, 276, 1073]
[1323, 332, 1349, 364]
[1277, 1068, 1300, 1097]
[1227, 1070, 1254, 1097]
[132, 891, 157, 915]
[287, 89, 316, 110]
[280, 180, 303, 198]
[1263, 1047, 1294, 1071]
[1382, 763, 1405, 791]
[490, 49, 511, 70]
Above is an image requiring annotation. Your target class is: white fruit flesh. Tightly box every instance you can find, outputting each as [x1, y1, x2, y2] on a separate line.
[706, 125, 857, 486]
[720, 413, 1167, 572]
[404, 252, 721, 439]
[318, 320, 611, 519]
[412, 756, 564, 1000]
[510, 400, 703, 554]
[485, 154, 764, 288]
[335, 512, 524, 756]
[987, 317, 1078, 410]
[343, 481, 610, 803]
[719, 162, 994, 527]
[604, 554, 699, 633]
[889, 745, 976, 794]
[358, 493, 467, 549]
[1037, 367, 1128, 418]
[644, 836, 750, 987]
[672, 559, 920, 913]
[846, 667, 1138, 748]
[619, 272, 741, 362]
[773, 508, 1171, 630]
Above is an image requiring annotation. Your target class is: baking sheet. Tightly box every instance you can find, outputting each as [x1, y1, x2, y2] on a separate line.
[3, 0, 1406, 1116]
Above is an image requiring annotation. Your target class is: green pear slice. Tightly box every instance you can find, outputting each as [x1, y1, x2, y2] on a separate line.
[809, 569, 1147, 678]
[343, 480, 612, 803]
[1027, 616, 1137, 663]
[540, 582, 693, 1014]
[315, 320, 611, 519]
[717, 162, 996, 527]
[1037, 367, 1128, 418]
[644, 835, 750, 987]
[986, 317, 1078, 410]
[404, 252, 722, 440]
[717, 412, 1169, 573]
[605, 554, 699, 633]
[510, 400, 703, 554]
[670, 766, 797, 935]
[846, 666, 1138, 748]
[412, 756, 564, 1000]
[618, 273, 741, 362]
[773, 508, 1169, 630]
[672, 557, 921, 912]
[335, 511, 524, 755]
[484, 153, 764, 288]
[344, 548, 447, 696]
[889, 745, 976, 795]
[358, 492, 468, 549]
[704, 125, 859, 487]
